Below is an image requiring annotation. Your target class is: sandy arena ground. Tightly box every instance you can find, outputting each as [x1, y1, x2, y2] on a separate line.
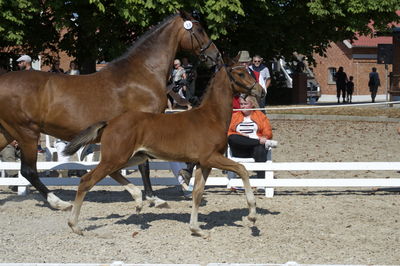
[1, 119, 400, 265]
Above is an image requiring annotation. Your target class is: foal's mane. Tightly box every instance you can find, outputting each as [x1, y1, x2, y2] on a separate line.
[197, 64, 228, 108]
[102, 13, 180, 70]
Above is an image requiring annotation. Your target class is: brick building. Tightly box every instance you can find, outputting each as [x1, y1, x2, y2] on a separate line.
[312, 35, 393, 99]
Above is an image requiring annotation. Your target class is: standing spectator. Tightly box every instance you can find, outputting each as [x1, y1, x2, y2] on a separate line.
[235, 50, 252, 110]
[167, 59, 191, 110]
[346, 76, 354, 103]
[237, 50, 251, 67]
[17, 55, 45, 153]
[249, 55, 271, 108]
[334, 66, 348, 103]
[228, 95, 277, 179]
[16, 55, 32, 71]
[65, 61, 80, 75]
[181, 57, 198, 106]
[49, 60, 64, 73]
[369, 67, 381, 103]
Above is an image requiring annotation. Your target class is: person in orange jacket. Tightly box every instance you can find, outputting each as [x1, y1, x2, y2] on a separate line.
[228, 95, 277, 178]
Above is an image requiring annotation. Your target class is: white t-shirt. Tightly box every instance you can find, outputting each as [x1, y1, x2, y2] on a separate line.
[236, 116, 258, 139]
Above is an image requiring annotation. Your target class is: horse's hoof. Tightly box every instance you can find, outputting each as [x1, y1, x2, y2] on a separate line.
[190, 225, 210, 239]
[72, 227, 84, 236]
[190, 228, 210, 239]
[146, 196, 170, 208]
[247, 215, 257, 224]
[68, 222, 83, 236]
[154, 198, 170, 209]
[47, 193, 72, 211]
[135, 204, 143, 214]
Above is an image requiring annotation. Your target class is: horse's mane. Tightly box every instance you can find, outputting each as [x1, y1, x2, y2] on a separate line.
[197, 64, 227, 108]
[102, 13, 179, 70]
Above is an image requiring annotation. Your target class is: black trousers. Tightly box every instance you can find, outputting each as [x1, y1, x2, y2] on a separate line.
[228, 134, 267, 178]
[336, 85, 346, 100]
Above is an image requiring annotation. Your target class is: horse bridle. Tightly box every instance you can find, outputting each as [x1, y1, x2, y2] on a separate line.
[227, 65, 258, 96]
[185, 20, 219, 64]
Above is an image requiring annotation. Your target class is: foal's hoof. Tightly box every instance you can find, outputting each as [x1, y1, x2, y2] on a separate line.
[190, 228, 210, 239]
[247, 215, 257, 224]
[68, 222, 84, 236]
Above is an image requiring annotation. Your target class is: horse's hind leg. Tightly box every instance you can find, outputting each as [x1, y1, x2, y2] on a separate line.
[139, 160, 168, 208]
[189, 166, 210, 238]
[109, 171, 144, 212]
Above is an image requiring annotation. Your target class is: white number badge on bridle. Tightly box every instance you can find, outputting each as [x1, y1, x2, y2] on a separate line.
[183, 20, 193, 30]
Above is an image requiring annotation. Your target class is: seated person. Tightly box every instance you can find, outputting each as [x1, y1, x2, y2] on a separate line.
[228, 95, 277, 178]
[53, 138, 87, 177]
[0, 140, 20, 177]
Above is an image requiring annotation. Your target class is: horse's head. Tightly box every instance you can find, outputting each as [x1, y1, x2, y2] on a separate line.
[177, 10, 221, 65]
[226, 62, 263, 98]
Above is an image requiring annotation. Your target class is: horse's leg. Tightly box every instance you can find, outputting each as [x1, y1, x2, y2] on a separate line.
[204, 153, 256, 223]
[18, 135, 72, 210]
[109, 171, 144, 212]
[68, 162, 119, 235]
[189, 166, 211, 238]
[138, 160, 168, 208]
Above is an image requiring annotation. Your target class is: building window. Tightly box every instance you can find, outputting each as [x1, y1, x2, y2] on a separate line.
[328, 67, 336, 84]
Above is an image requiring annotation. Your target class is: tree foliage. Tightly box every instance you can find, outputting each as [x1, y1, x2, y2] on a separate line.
[0, 0, 399, 72]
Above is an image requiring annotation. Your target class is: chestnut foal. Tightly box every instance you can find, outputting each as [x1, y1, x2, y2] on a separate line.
[64, 62, 263, 237]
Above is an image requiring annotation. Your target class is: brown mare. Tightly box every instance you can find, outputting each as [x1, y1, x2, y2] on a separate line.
[64, 61, 263, 237]
[0, 11, 220, 210]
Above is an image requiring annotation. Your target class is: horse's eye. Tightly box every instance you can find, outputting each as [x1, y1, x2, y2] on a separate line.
[238, 73, 245, 78]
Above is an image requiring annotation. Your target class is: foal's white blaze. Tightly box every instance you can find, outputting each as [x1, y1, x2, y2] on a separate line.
[47, 192, 72, 211]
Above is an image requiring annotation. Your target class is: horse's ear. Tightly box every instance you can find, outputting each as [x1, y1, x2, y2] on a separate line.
[179, 10, 192, 20]
[232, 53, 240, 64]
[224, 56, 235, 67]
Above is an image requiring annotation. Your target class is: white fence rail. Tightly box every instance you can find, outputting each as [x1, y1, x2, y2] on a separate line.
[1, 161, 400, 197]
[0, 262, 395, 266]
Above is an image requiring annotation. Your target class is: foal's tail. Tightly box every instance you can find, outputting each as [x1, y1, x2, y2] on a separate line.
[63, 121, 107, 156]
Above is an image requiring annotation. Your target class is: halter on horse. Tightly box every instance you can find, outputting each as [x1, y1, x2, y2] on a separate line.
[64, 61, 263, 237]
[0, 10, 220, 210]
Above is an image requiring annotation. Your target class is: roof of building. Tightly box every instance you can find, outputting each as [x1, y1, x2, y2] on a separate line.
[344, 11, 400, 48]
[350, 35, 393, 47]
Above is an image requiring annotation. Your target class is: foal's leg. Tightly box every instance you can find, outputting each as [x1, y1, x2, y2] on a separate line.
[139, 160, 168, 208]
[68, 162, 119, 235]
[109, 171, 143, 212]
[204, 153, 256, 223]
[189, 167, 211, 238]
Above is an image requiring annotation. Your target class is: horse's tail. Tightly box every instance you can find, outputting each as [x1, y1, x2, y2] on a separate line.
[63, 121, 107, 156]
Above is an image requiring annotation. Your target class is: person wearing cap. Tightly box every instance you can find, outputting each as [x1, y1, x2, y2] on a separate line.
[17, 54, 46, 153]
[16, 55, 32, 71]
